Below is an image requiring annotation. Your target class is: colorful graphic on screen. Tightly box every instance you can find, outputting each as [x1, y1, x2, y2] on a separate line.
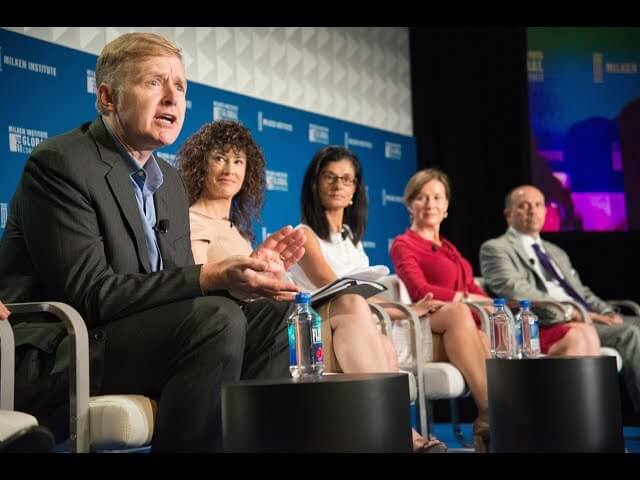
[527, 27, 640, 232]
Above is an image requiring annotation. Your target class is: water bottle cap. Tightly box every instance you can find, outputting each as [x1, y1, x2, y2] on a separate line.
[519, 299, 531, 309]
[295, 292, 312, 304]
[493, 297, 506, 307]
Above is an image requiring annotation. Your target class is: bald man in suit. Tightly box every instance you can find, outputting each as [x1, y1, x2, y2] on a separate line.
[480, 185, 640, 414]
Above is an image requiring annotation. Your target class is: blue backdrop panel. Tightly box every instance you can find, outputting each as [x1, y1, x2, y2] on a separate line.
[0, 29, 416, 268]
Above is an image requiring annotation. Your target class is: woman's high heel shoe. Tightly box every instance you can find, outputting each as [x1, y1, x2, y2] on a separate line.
[472, 413, 490, 453]
[413, 436, 448, 453]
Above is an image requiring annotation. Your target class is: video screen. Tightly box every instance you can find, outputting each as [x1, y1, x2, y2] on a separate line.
[527, 27, 640, 232]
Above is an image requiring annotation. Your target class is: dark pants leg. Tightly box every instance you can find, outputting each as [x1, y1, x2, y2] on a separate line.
[101, 295, 246, 452]
[594, 315, 640, 412]
[240, 299, 292, 380]
[100, 295, 292, 452]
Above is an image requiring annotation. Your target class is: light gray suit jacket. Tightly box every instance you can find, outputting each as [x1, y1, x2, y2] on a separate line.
[479, 228, 613, 325]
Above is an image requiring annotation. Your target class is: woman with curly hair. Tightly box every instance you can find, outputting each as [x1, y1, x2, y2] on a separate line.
[177, 121, 446, 453]
[178, 120, 265, 263]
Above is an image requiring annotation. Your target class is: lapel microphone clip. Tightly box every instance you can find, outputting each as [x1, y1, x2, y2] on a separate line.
[155, 219, 170, 235]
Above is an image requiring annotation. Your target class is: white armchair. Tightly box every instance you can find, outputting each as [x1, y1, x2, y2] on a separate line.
[1, 313, 54, 452]
[376, 274, 490, 447]
[5, 302, 155, 453]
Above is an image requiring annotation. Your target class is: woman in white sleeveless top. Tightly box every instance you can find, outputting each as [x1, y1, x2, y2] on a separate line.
[291, 146, 494, 453]
[290, 146, 456, 452]
[177, 122, 445, 453]
[288, 224, 368, 292]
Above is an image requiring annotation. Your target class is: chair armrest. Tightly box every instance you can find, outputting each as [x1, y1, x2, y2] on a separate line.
[465, 299, 584, 328]
[370, 301, 429, 438]
[462, 301, 492, 337]
[375, 301, 431, 363]
[607, 300, 640, 317]
[0, 319, 15, 410]
[527, 300, 570, 321]
[557, 300, 590, 324]
[368, 303, 393, 336]
[527, 299, 590, 324]
[6, 302, 90, 453]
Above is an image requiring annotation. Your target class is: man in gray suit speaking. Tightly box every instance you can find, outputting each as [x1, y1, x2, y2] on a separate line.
[479, 185, 640, 414]
[0, 32, 306, 452]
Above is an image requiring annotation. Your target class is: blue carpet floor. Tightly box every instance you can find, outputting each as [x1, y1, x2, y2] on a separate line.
[432, 423, 640, 453]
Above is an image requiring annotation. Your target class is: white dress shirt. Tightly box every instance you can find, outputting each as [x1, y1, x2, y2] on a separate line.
[509, 227, 574, 302]
[288, 224, 369, 292]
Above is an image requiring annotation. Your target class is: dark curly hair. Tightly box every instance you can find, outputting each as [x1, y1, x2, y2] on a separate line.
[177, 120, 265, 242]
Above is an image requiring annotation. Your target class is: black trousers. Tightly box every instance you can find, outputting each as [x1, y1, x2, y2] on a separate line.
[100, 295, 291, 452]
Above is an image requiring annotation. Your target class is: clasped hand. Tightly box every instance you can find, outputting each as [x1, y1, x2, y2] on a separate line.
[411, 292, 445, 317]
[200, 225, 306, 301]
[589, 312, 624, 325]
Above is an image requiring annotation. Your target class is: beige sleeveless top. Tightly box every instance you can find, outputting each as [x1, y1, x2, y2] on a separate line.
[189, 209, 252, 263]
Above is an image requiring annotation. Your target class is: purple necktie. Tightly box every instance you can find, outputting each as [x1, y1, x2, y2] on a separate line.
[531, 243, 590, 311]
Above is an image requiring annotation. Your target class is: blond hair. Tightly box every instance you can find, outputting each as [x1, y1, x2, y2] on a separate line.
[95, 32, 182, 114]
[403, 168, 452, 206]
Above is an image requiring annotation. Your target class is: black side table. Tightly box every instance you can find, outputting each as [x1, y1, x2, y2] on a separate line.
[221, 373, 412, 452]
[487, 356, 624, 452]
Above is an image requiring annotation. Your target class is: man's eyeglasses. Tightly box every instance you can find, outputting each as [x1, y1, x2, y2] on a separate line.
[319, 172, 357, 187]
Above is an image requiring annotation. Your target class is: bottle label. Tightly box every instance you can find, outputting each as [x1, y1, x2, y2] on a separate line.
[287, 322, 297, 365]
[531, 322, 539, 338]
[490, 311, 513, 358]
[311, 321, 323, 364]
[312, 344, 324, 364]
[312, 325, 322, 344]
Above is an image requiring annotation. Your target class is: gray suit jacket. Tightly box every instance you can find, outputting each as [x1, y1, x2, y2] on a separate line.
[0, 117, 203, 393]
[479, 228, 613, 325]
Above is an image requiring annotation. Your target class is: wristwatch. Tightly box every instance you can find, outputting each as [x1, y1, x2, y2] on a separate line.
[564, 304, 573, 322]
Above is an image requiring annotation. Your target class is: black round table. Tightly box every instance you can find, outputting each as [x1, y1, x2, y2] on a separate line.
[487, 356, 624, 452]
[221, 373, 412, 452]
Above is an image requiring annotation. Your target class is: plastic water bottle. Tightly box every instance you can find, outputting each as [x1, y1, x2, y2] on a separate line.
[490, 298, 516, 359]
[513, 304, 523, 359]
[516, 300, 541, 358]
[287, 292, 324, 378]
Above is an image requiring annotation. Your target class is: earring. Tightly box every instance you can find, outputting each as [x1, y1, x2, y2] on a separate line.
[444, 211, 448, 218]
[349, 198, 354, 206]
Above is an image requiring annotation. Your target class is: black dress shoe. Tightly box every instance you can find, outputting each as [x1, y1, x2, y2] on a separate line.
[0, 425, 55, 453]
